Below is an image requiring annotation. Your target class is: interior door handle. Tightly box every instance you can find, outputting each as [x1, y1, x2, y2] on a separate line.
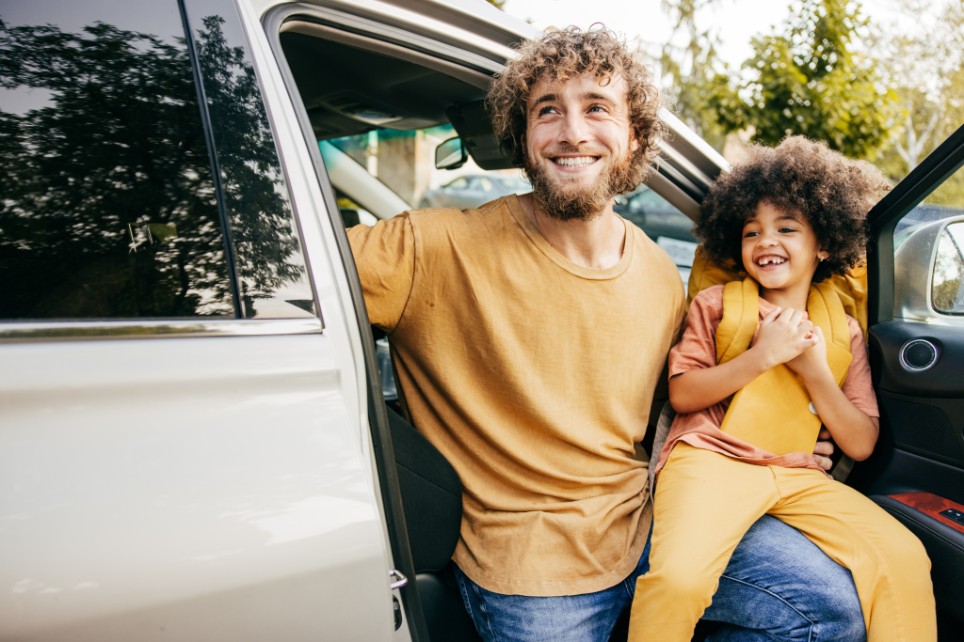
[389, 568, 408, 590]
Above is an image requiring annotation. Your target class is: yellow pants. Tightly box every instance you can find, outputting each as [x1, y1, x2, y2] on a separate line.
[628, 444, 936, 642]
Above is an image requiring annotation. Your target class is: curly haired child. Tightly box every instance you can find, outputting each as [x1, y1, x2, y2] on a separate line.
[628, 136, 936, 641]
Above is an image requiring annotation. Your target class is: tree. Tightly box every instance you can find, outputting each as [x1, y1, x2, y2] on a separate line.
[708, 0, 897, 159]
[657, 0, 730, 150]
[867, 0, 963, 179]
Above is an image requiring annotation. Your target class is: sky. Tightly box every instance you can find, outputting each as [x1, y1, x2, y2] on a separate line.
[501, 0, 908, 68]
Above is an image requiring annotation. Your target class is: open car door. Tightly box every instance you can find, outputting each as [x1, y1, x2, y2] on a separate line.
[855, 124, 964, 638]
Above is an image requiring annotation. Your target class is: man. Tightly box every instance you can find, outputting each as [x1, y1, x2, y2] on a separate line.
[349, 26, 864, 642]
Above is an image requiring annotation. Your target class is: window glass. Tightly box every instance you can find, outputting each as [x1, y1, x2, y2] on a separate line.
[184, 0, 315, 319]
[894, 163, 964, 251]
[0, 0, 234, 319]
[614, 186, 698, 282]
[325, 129, 696, 280]
[892, 164, 964, 317]
[0, 0, 314, 320]
[914, 164, 964, 314]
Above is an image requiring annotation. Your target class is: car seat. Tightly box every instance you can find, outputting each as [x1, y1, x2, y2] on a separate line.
[388, 404, 482, 641]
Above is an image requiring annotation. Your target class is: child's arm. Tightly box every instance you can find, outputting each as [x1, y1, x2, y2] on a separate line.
[669, 306, 818, 413]
[787, 326, 879, 461]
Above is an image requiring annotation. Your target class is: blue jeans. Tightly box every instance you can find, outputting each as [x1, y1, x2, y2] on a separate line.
[454, 515, 865, 642]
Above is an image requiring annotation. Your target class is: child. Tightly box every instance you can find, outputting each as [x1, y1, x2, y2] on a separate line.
[628, 136, 935, 641]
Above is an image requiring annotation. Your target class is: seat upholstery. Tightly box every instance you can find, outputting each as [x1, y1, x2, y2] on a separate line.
[387, 405, 482, 640]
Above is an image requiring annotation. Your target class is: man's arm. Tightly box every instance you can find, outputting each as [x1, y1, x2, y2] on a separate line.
[346, 215, 417, 331]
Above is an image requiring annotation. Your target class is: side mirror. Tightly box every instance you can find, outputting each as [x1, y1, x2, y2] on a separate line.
[933, 220, 964, 314]
[894, 215, 964, 320]
[435, 136, 467, 170]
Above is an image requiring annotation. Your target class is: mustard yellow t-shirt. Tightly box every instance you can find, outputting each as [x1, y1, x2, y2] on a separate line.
[348, 195, 686, 596]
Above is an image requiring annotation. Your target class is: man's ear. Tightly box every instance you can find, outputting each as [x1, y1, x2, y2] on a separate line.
[629, 130, 640, 153]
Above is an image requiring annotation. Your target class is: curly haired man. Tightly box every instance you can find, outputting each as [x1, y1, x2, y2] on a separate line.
[349, 27, 866, 642]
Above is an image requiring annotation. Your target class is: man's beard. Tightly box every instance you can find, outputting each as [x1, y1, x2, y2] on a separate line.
[524, 146, 642, 222]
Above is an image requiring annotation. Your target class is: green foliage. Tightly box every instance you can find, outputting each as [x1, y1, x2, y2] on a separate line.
[867, 0, 963, 190]
[708, 0, 896, 159]
[657, 0, 730, 149]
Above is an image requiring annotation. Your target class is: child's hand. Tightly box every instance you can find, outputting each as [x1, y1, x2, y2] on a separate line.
[752, 307, 818, 368]
[787, 324, 831, 382]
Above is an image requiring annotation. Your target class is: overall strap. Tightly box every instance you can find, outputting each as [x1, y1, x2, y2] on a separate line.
[716, 279, 758, 365]
[806, 280, 853, 386]
[715, 278, 853, 455]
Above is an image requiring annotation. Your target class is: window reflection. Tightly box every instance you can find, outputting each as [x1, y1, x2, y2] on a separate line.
[1, 4, 233, 319]
[185, 1, 315, 319]
[0, 0, 314, 320]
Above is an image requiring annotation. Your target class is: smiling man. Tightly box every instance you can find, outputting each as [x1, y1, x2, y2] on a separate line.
[349, 26, 866, 642]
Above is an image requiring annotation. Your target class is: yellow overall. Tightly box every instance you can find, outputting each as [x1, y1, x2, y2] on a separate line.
[628, 279, 936, 642]
[715, 278, 852, 455]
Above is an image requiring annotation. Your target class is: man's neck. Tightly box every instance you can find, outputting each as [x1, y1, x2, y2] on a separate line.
[521, 194, 626, 269]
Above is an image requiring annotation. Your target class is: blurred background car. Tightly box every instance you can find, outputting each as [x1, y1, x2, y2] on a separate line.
[614, 185, 699, 282]
[614, 185, 698, 244]
[417, 173, 530, 209]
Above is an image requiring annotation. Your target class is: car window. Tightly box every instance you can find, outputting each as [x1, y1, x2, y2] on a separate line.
[1, 0, 314, 321]
[892, 162, 964, 323]
[918, 167, 964, 315]
[615, 186, 698, 282]
[328, 131, 529, 215]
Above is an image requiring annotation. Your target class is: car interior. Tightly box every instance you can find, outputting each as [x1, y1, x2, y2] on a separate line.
[269, 5, 964, 641]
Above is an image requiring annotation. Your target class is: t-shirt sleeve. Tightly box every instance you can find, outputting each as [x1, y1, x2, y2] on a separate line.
[842, 317, 879, 418]
[346, 214, 417, 332]
[668, 286, 723, 378]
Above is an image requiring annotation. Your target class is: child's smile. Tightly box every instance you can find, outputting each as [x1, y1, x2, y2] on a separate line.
[754, 254, 787, 269]
[741, 201, 828, 306]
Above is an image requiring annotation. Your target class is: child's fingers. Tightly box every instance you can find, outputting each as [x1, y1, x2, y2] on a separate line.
[761, 306, 783, 325]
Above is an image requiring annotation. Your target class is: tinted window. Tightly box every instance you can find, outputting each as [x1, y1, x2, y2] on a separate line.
[184, 0, 315, 319]
[614, 185, 697, 281]
[0, 0, 314, 320]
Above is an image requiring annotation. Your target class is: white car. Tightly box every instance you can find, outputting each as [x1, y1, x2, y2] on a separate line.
[1, 0, 962, 640]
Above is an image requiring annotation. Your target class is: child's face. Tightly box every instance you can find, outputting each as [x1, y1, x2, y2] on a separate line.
[741, 202, 829, 296]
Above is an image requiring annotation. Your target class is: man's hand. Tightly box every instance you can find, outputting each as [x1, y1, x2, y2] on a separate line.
[813, 428, 835, 471]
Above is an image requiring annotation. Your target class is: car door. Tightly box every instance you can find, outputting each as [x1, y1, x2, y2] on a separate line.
[854, 124, 964, 638]
[250, 2, 540, 639]
[0, 0, 399, 639]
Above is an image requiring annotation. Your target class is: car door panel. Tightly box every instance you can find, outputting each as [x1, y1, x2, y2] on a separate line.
[858, 126, 964, 633]
[0, 331, 395, 641]
[870, 322, 964, 470]
[862, 323, 964, 623]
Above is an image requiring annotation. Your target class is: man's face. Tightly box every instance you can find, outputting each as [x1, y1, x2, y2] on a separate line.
[523, 71, 639, 221]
